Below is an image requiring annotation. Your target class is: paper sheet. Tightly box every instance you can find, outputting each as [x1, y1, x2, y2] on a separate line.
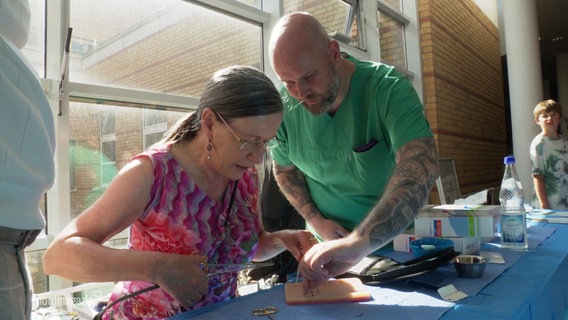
[479, 250, 505, 264]
[438, 284, 468, 302]
[453, 190, 488, 205]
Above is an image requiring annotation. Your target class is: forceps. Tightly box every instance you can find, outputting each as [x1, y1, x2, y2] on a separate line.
[201, 261, 273, 277]
[253, 306, 278, 319]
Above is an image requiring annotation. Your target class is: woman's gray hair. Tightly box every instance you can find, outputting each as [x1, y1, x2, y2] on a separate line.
[161, 65, 282, 144]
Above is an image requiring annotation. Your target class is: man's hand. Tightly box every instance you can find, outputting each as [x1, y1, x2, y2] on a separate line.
[308, 215, 350, 241]
[298, 233, 370, 293]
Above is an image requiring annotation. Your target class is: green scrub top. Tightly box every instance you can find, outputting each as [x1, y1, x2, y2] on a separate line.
[271, 55, 432, 233]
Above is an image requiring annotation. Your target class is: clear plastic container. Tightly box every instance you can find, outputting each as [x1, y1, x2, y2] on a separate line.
[499, 155, 527, 250]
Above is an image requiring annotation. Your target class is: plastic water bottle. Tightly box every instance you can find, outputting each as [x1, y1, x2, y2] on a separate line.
[499, 155, 528, 250]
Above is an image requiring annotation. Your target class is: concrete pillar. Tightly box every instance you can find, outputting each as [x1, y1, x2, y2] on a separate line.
[501, 0, 542, 204]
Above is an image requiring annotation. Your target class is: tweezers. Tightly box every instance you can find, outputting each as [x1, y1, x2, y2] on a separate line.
[203, 261, 274, 277]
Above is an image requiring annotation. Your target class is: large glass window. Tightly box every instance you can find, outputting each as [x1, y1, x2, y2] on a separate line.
[65, 0, 264, 219]
[27, 1, 266, 299]
[68, 102, 188, 219]
[69, 0, 262, 93]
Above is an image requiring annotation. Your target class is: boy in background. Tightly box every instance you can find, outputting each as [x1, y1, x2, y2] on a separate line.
[530, 99, 568, 210]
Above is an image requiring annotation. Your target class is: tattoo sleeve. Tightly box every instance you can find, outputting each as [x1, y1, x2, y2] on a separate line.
[272, 163, 321, 223]
[357, 136, 440, 248]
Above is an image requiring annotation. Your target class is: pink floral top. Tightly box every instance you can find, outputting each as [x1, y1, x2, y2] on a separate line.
[103, 145, 260, 319]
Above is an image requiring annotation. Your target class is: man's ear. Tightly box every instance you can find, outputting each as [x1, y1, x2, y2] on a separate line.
[329, 40, 342, 62]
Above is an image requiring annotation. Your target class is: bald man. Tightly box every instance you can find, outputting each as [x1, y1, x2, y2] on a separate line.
[267, 12, 439, 286]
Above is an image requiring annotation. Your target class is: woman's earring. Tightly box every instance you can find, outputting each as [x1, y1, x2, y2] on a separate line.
[207, 140, 212, 160]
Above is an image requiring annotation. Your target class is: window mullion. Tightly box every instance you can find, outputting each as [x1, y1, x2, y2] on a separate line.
[68, 82, 200, 112]
[377, 0, 410, 24]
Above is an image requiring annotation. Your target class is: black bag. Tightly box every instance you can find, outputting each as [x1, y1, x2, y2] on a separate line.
[338, 247, 459, 285]
[260, 162, 304, 232]
[248, 160, 305, 283]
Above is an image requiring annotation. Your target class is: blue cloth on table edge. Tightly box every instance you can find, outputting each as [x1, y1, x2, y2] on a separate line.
[167, 282, 455, 320]
[376, 225, 555, 297]
[440, 223, 567, 320]
[168, 225, 557, 320]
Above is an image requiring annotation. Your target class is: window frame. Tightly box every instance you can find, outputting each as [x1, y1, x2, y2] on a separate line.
[143, 108, 169, 149]
[99, 112, 116, 187]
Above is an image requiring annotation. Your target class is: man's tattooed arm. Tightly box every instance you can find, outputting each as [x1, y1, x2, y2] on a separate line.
[273, 163, 321, 223]
[357, 136, 439, 248]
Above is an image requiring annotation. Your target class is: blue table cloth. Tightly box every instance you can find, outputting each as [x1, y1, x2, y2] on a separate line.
[440, 223, 568, 320]
[169, 225, 565, 320]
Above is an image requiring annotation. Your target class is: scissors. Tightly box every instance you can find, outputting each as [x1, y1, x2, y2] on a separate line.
[201, 261, 273, 277]
[252, 306, 278, 319]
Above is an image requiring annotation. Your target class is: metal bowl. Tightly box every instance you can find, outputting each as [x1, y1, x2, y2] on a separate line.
[452, 255, 487, 278]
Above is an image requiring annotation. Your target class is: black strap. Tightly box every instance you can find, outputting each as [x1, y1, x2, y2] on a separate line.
[338, 247, 459, 286]
[229, 180, 238, 212]
[93, 284, 159, 320]
[223, 180, 239, 228]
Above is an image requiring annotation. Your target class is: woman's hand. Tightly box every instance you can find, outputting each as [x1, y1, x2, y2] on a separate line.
[152, 254, 209, 308]
[277, 229, 318, 261]
[254, 229, 318, 262]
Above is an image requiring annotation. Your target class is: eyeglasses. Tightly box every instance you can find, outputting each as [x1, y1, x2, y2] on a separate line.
[215, 112, 280, 151]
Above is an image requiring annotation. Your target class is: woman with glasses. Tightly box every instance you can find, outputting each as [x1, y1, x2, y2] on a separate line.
[43, 65, 315, 320]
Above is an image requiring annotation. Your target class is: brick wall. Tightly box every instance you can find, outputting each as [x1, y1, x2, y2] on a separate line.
[418, 0, 508, 202]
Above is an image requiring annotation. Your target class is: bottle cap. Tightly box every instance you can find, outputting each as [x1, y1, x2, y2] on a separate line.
[504, 155, 515, 164]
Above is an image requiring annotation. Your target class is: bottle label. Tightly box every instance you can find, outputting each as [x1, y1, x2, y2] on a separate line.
[501, 214, 525, 243]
